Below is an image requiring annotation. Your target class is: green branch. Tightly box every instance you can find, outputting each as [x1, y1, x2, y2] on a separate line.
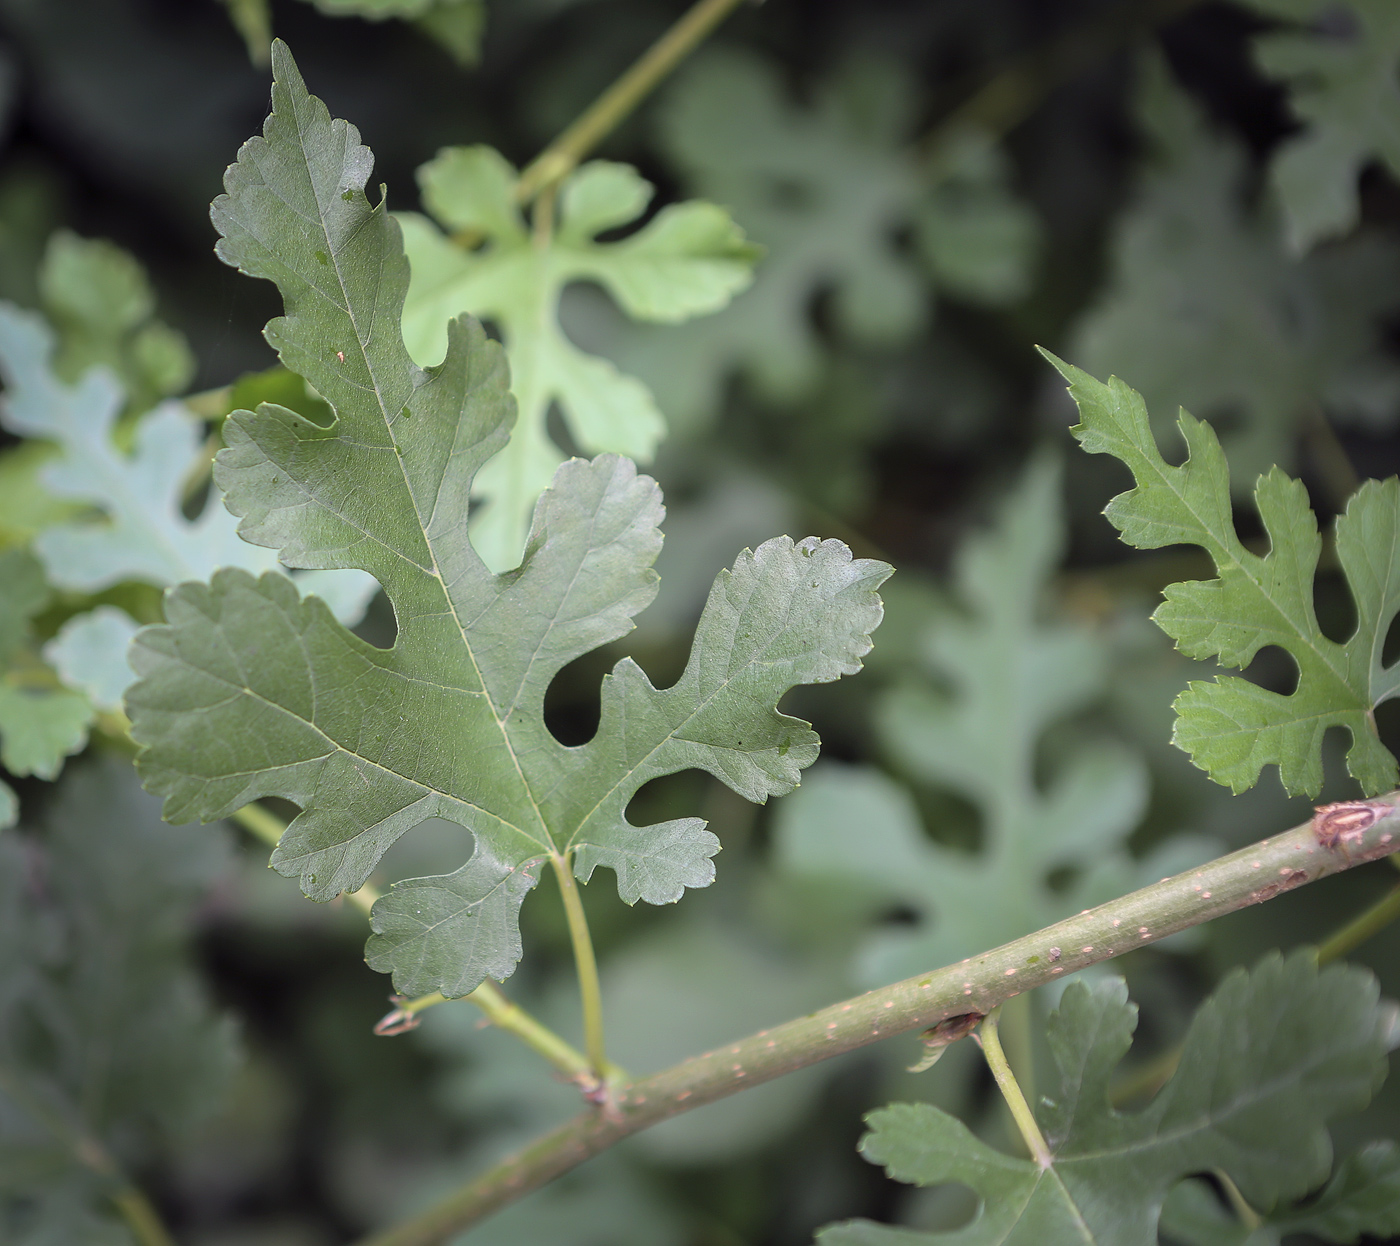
[514, 0, 752, 203]
[357, 794, 1400, 1246]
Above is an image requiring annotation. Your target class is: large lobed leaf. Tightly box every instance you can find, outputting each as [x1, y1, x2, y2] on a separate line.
[125, 43, 890, 999]
[399, 145, 756, 569]
[820, 952, 1394, 1245]
[1048, 353, 1400, 798]
[775, 459, 1207, 984]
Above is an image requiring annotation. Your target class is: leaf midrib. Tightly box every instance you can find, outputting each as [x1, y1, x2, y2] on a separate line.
[287, 93, 554, 851]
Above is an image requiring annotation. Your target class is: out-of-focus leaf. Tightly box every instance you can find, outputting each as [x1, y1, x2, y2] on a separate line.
[0, 547, 93, 790]
[0, 303, 377, 643]
[294, 0, 486, 65]
[42, 607, 140, 713]
[1162, 1140, 1400, 1245]
[775, 458, 1206, 983]
[820, 954, 1393, 1245]
[400, 146, 755, 569]
[413, 0, 485, 65]
[219, 0, 272, 67]
[1050, 354, 1400, 797]
[0, 761, 237, 1232]
[601, 918, 836, 1163]
[0, 443, 82, 547]
[125, 44, 890, 999]
[597, 52, 1034, 432]
[918, 128, 1039, 305]
[1244, 0, 1400, 252]
[1072, 56, 1400, 489]
[38, 231, 195, 417]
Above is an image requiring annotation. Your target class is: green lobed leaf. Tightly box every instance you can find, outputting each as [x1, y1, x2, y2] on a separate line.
[0, 761, 236, 1228]
[820, 952, 1393, 1245]
[1048, 352, 1400, 797]
[1072, 55, 1400, 488]
[1242, 0, 1400, 252]
[399, 145, 756, 569]
[776, 459, 1208, 984]
[125, 42, 890, 999]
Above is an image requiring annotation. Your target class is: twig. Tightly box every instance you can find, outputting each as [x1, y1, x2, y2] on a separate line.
[356, 793, 1400, 1246]
[514, 0, 753, 204]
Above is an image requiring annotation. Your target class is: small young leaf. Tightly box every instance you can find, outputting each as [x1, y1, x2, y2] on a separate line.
[821, 953, 1393, 1245]
[775, 459, 1206, 982]
[1072, 55, 1400, 488]
[1048, 353, 1400, 797]
[1243, 0, 1400, 252]
[399, 145, 756, 569]
[126, 43, 890, 999]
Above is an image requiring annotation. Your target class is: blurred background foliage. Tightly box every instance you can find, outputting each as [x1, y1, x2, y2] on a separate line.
[2, 0, 1400, 1242]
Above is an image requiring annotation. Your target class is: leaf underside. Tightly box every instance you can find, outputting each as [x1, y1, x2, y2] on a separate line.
[125, 42, 890, 999]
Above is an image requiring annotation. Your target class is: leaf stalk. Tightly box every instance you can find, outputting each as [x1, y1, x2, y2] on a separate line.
[514, 0, 752, 204]
[977, 1007, 1053, 1168]
[226, 803, 594, 1078]
[551, 851, 609, 1079]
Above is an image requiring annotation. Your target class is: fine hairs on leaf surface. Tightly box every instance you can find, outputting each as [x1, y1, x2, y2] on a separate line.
[0, 760, 237, 1236]
[1072, 52, 1400, 490]
[774, 457, 1212, 986]
[0, 301, 379, 711]
[124, 42, 891, 1000]
[399, 144, 757, 570]
[820, 952, 1394, 1246]
[1047, 353, 1400, 798]
[1241, 0, 1400, 253]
